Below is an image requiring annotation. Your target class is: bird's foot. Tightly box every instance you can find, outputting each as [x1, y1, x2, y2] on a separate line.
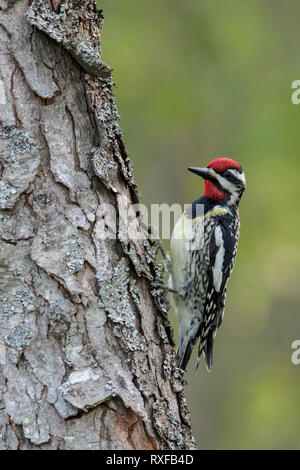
[144, 223, 171, 273]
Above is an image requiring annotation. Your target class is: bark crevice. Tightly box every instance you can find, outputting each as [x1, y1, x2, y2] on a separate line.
[0, 0, 196, 450]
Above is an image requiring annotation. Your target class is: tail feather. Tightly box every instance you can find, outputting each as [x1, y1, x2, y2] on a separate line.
[195, 340, 206, 370]
[177, 317, 200, 371]
[195, 331, 214, 371]
[177, 338, 196, 371]
[202, 331, 214, 371]
[176, 319, 216, 372]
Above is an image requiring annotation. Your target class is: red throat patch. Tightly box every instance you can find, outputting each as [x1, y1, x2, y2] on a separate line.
[203, 180, 226, 200]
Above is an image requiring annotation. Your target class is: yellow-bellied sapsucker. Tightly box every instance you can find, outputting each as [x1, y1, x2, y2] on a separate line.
[169, 158, 246, 371]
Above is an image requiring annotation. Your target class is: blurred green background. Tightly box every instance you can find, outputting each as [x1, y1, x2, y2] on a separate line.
[98, 0, 300, 449]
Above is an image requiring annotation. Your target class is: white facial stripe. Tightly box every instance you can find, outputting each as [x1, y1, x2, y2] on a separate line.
[228, 169, 246, 186]
[215, 174, 236, 192]
[209, 168, 245, 194]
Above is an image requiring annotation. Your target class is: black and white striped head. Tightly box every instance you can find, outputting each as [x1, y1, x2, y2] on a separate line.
[188, 157, 246, 206]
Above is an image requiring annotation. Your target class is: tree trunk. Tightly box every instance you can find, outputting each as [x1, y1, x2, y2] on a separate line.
[0, 0, 195, 450]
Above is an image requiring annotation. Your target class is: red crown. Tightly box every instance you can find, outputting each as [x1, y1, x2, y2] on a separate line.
[207, 157, 241, 173]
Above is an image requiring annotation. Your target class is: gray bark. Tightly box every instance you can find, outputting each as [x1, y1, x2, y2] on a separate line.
[0, 0, 195, 450]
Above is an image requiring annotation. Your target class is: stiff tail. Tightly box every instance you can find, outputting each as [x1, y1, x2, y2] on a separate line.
[177, 317, 201, 371]
[177, 325, 215, 372]
[201, 330, 214, 371]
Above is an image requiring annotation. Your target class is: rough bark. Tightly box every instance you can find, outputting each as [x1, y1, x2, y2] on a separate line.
[0, 0, 195, 450]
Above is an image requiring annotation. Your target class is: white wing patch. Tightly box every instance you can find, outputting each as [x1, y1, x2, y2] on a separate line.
[213, 225, 225, 292]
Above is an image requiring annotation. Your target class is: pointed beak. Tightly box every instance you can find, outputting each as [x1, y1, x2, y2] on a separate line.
[188, 167, 212, 180]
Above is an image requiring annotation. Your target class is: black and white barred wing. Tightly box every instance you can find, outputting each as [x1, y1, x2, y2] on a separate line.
[197, 219, 238, 370]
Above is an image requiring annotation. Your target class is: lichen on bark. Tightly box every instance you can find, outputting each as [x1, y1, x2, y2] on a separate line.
[0, 0, 196, 450]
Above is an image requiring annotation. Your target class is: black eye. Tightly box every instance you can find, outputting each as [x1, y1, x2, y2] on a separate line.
[223, 170, 234, 180]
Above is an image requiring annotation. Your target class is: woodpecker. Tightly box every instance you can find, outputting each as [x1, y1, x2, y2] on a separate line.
[169, 157, 246, 371]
